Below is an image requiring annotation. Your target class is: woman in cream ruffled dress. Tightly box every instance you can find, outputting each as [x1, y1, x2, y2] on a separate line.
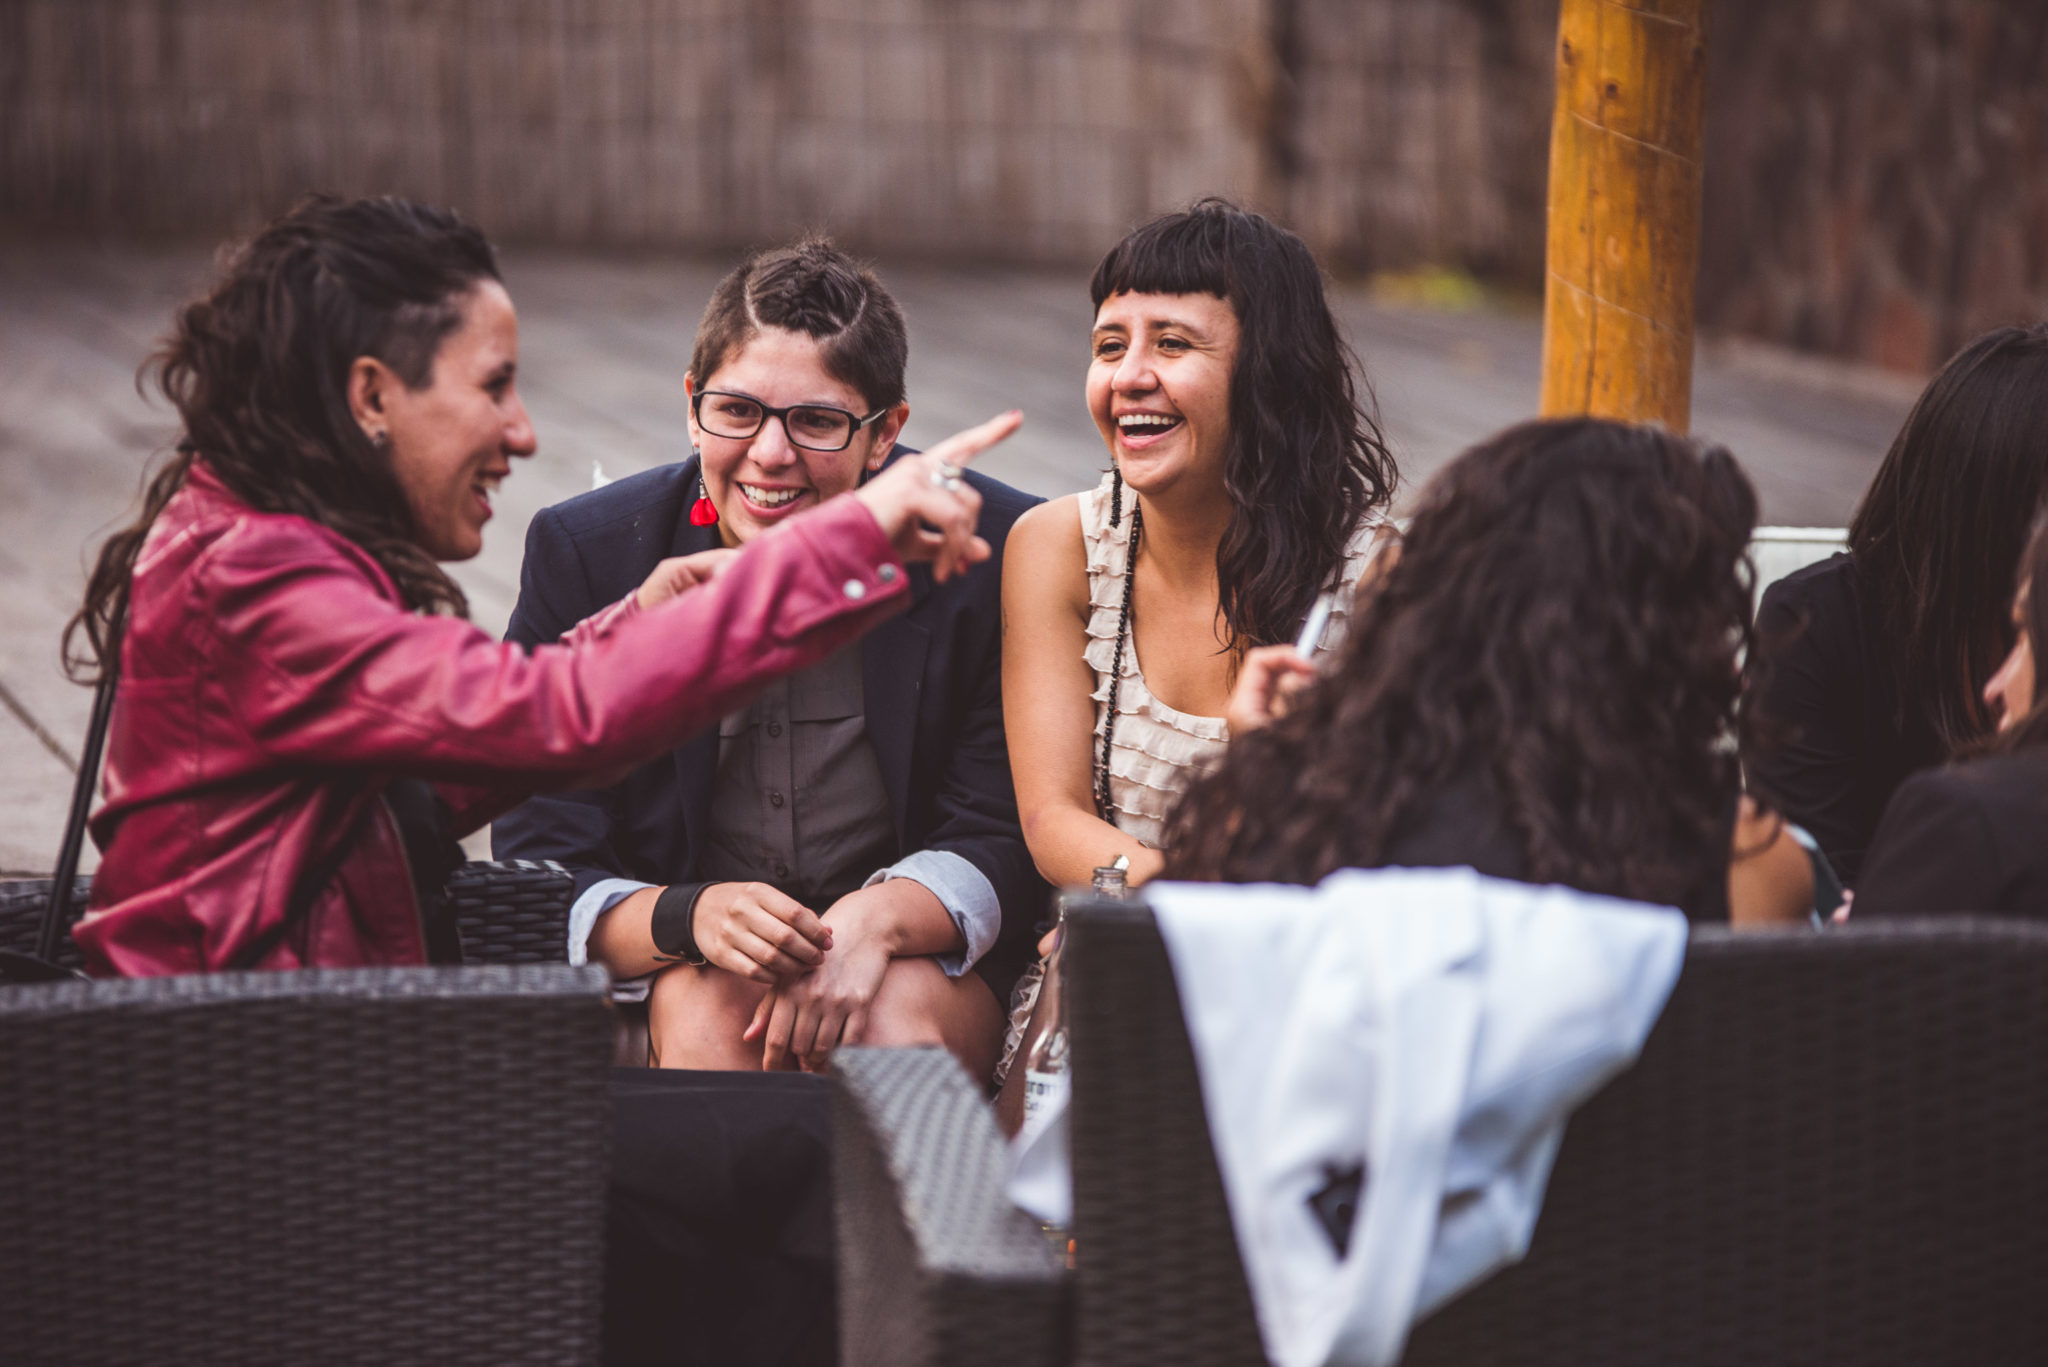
[995, 200, 1400, 1103]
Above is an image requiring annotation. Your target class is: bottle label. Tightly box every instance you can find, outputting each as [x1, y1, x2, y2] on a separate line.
[1020, 1067, 1070, 1140]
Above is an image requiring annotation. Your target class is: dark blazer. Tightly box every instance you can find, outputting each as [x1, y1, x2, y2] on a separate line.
[1744, 553, 1945, 887]
[1855, 747, 2048, 920]
[491, 449, 1047, 987]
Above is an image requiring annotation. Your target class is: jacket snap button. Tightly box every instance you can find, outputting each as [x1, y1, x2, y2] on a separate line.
[842, 578, 867, 600]
[877, 564, 900, 584]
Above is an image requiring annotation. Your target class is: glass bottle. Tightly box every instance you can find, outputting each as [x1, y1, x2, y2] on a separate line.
[1020, 861, 1130, 1139]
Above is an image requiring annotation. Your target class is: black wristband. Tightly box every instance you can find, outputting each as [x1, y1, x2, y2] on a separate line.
[650, 882, 714, 966]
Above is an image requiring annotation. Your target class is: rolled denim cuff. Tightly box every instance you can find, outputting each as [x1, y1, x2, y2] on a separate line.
[863, 849, 1001, 977]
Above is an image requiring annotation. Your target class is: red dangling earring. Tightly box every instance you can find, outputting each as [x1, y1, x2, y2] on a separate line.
[689, 472, 718, 526]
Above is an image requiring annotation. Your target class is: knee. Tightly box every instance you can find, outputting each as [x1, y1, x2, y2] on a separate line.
[860, 959, 1002, 1083]
[648, 965, 762, 1045]
[860, 959, 953, 1049]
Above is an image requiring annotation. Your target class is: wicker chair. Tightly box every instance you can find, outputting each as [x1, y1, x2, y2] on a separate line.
[0, 876, 90, 973]
[0, 963, 614, 1366]
[838, 901, 2048, 1366]
[831, 1046, 1068, 1367]
[445, 858, 577, 964]
[1060, 899, 2048, 1367]
[0, 860, 575, 969]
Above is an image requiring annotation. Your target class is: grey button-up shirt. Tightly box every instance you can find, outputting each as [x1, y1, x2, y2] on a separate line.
[702, 644, 898, 908]
[567, 646, 1002, 990]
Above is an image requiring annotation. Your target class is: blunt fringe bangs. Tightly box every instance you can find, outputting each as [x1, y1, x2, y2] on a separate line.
[1090, 198, 1398, 649]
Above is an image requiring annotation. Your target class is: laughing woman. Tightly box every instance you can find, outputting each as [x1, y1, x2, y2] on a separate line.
[1001, 199, 1399, 889]
[992, 201, 1397, 1112]
[66, 198, 1009, 977]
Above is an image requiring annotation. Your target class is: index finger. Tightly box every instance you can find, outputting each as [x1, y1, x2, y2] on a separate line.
[921, 409, 1022, 471]
[762, 993, 799, 1071]
[749, 884, 834, 950]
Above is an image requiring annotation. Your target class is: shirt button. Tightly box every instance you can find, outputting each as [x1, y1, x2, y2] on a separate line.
[842, 578, 868, 600]
[877, 563, 900, 584]
[766, 721, 783, 738]
[770, 791, 785, 808]
[774, 861, 790, 878]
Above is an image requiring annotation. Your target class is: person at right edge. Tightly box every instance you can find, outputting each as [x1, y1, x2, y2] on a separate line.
[1856, 508, 2048, 918]
[1743, 324, 2048, 887]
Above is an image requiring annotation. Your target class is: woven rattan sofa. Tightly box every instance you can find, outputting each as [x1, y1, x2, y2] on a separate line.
[833, 899, 2048, 1367]
[1, 962, 613, 1365]
[0, 859, 577, 970]
[0, 864, 601, 1364]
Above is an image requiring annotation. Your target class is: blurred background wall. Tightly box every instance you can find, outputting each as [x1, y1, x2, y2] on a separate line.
[4, 0, 2045, 373]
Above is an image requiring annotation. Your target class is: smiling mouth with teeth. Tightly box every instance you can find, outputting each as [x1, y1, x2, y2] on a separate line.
[1117, 414, 1183, 434]
[741, 484, 805, 508]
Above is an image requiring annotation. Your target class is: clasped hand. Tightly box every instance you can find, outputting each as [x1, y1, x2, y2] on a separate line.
[689, 881, 901, 1071]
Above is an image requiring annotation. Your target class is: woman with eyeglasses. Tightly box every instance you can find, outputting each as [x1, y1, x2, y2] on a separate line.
[69, 198, 1011, 978]
[494, 238, 1044, 1078]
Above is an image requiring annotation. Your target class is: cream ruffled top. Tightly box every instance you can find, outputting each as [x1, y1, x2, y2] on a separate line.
[1083, 472, 1387, 849]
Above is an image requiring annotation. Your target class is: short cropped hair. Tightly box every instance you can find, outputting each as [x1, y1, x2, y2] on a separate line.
[689, 237, 908, 413]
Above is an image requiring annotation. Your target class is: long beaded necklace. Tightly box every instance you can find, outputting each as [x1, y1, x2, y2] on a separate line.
[1093, 493, 1142, 825]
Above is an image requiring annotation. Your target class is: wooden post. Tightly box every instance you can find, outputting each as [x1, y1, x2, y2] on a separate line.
[1539, 0, 1711, 431]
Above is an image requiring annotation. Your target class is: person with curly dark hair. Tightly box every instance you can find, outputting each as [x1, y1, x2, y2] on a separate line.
[1002, 198, 1399, 890]
[1745, 324, 2048, 886]
[63, 194, 1015, 976]
[1856, 508, 2048, 918]
[1161, 417, 1812, 925]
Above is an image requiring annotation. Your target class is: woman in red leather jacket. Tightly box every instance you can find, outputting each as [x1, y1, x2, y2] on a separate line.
[63, 195, 1017, 977]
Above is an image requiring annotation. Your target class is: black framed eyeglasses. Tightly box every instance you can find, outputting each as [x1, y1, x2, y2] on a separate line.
[692, 390, 887, 453]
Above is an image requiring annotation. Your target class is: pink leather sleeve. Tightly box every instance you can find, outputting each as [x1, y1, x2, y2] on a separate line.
[194, 496, 909, 788]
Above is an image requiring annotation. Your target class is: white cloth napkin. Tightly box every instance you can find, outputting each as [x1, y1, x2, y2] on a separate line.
[1147, 866, 1687, 1367]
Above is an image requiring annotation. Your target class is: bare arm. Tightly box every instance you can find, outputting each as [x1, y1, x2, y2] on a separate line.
[1001, 497, 1162, 887]
[587, 881, 833, 984]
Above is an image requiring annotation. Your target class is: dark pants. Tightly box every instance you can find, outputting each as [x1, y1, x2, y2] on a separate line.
[606, 1069, 835, 1367]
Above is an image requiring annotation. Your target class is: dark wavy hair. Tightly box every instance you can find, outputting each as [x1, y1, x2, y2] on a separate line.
[1163, 418, 1760, 906]
[1849, 323, 2048, 752]
[1091, 198, 1397, 648]
[64, 194, 500, 680]
[689, 236, 908, 412]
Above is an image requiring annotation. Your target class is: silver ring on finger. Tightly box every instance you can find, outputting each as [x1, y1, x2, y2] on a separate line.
[928, 470, 967, 493]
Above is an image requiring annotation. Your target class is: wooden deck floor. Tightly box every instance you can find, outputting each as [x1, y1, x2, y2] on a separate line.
[0, 242, 1920, 874]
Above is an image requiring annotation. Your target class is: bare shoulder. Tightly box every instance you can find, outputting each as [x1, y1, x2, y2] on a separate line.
[1732, 793, 1788, 855]
[1728, 794, 1815, 927]
[1003, 493, 1090, 614]
[1008, 493, 1085, 554]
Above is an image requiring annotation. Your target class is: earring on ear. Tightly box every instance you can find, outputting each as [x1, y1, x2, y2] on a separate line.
[369, 430, 390, 453]
[689, 473, 719, 526]
[1109, 465, 1124, 529]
